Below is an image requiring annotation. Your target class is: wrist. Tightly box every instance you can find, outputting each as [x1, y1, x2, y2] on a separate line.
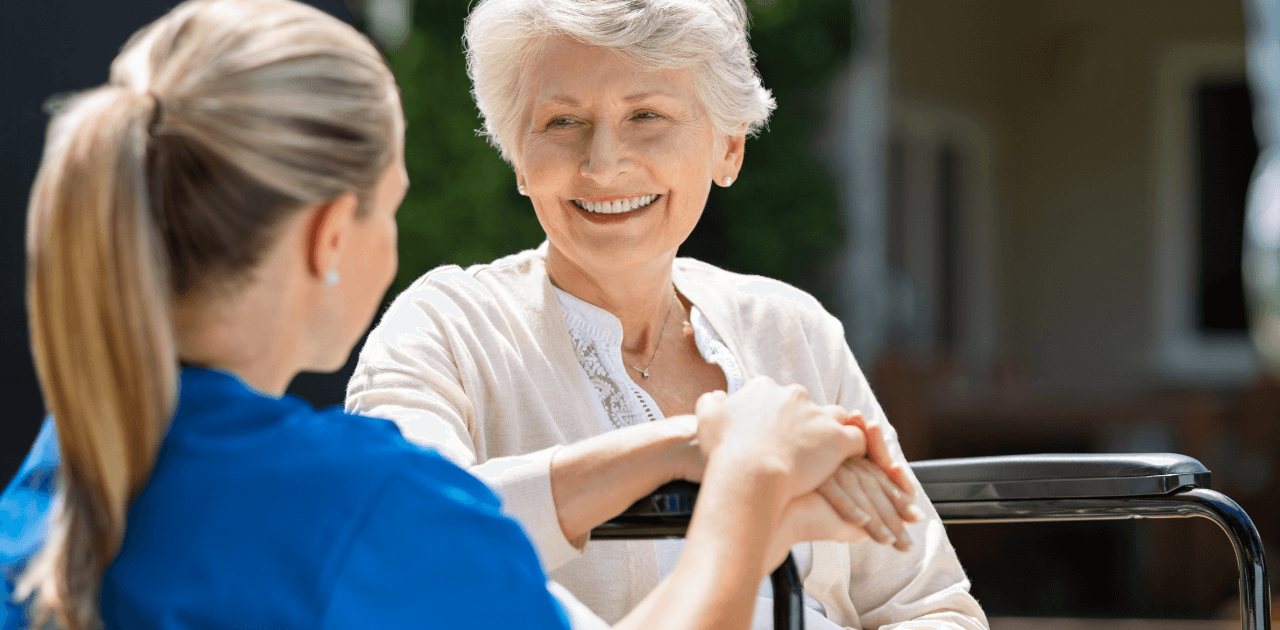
[660, 415, 704, 482]
[702, 449, 790, 507]
[709, 442, 793, 487]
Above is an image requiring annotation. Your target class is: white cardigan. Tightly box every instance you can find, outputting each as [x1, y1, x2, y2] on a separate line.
[346, 246, 988, 630]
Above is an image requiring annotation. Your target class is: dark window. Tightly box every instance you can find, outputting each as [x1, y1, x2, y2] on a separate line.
[1195, 81, 1259, 333]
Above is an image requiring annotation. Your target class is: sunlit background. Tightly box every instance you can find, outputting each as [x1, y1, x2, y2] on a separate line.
[2, 0, 1277, 625]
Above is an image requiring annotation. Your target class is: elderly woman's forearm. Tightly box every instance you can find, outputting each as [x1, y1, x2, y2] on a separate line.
[549, 417, 701, 542]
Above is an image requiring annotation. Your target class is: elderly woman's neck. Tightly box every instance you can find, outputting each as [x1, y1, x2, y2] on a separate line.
[546, 246, 680, 343]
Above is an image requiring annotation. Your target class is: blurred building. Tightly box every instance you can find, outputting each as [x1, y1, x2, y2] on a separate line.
[839, 0, 1277, 619]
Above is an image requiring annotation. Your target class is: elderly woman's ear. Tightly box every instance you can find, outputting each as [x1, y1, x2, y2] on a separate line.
[717, 131, 746, 187]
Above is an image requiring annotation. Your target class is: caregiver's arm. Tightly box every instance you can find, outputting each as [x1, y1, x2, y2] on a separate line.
[616, 378, 868, 630]
[615, 451, 789, 630]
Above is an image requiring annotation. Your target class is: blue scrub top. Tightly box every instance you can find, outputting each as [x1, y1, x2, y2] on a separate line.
[0, 367, 571, 630]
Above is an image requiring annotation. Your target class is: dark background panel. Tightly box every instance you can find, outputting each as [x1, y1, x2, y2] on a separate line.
[0, 0, 354, 483]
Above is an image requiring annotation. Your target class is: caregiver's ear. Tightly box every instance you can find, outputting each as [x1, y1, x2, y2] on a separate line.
[305, 191, 359, 279]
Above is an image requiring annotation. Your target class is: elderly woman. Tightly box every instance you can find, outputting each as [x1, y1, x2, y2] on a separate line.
[346, 0, 987, 628]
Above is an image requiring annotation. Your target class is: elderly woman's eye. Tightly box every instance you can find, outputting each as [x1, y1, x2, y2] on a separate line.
[547, 117, 577, 128]
[633, 111, 662, 121]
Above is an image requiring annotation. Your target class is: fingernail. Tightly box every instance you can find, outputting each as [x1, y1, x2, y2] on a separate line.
[877, 525, 894, 541]
[853, 510, 871, 526]
[907, 505, 925, 521]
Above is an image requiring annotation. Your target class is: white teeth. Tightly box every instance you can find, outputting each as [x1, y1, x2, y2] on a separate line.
[573, 194, 658, 214]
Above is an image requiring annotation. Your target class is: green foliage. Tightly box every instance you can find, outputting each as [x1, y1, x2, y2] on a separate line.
[386, 0, 854, 306]
[384, 4, 542, 293]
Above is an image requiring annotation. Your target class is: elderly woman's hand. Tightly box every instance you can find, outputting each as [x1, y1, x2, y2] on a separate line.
[694, 381, 921, 550]
[817, 457, 923, 552]
[694, 377, 867, 500]
[815, 413, 923, 551]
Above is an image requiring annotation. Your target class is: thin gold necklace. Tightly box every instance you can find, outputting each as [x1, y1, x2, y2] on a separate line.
[628, 292, 678, 379]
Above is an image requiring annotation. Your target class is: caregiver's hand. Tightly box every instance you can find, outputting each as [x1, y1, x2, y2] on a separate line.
[694, 377, 867, 500]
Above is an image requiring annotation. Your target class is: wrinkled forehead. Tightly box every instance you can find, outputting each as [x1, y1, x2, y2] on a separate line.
[523, 37, 702, 113]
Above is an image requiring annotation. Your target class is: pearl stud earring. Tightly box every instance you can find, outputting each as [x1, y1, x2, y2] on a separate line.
[724, 176, 734, 187]
[324, 269, 340, 286]
[518, 184, 527, 194]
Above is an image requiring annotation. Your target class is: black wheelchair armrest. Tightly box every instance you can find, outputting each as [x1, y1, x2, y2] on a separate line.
[593, 453, 1212, 528]
[911, 453, 1211, 502]
[591, 480, 699, 540]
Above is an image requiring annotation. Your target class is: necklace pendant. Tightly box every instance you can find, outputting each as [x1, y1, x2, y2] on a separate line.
[640, 369, 650, 378]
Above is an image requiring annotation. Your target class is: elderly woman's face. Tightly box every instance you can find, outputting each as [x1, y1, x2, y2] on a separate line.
[514, 37, 744, 277]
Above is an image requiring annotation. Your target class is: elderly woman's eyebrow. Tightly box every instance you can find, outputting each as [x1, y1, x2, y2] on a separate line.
[541, 95, 583, 108]
[535, 91, 686, 109]
[621, 90, 683, 103]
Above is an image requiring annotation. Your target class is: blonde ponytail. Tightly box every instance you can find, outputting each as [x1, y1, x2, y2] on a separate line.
[22, 87, 177, 630]
[17, 0, 400, 627]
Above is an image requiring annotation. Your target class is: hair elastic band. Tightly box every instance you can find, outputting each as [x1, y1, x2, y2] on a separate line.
[146, 91, 165, 136]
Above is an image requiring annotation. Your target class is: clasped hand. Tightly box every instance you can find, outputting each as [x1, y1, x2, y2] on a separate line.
[694, 377, 922, 570]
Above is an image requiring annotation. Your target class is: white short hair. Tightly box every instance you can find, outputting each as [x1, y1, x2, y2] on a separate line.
[464, 0, 776, 162]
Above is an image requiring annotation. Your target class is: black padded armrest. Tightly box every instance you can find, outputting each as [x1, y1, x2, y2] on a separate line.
[592, 453, 1211, 536]
[591, 480, 699, 540]
[910, 453, 1210, 502]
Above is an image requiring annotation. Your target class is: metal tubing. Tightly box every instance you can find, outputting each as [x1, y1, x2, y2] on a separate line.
[933, 488, 1270, 630]
[771, 553, 805, 630]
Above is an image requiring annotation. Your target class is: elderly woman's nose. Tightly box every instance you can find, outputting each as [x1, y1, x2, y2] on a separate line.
[580, 125, 633, 183]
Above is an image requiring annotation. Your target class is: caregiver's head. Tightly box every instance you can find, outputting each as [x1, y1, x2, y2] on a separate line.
[22, 0, 403, 626]
[465, 0, 775, 277]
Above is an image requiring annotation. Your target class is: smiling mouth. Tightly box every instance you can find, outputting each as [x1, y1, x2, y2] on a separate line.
[571, 194, 660, 215]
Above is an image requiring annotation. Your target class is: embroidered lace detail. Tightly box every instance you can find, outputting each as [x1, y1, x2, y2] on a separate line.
[691, 307, 743, 395]
[565, 325, 643, 429]
[554, 286, 734, 432]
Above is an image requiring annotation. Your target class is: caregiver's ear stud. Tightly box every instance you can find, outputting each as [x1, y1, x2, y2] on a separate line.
[724, 177, 733, 187]
[324, 269, 340, 286]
